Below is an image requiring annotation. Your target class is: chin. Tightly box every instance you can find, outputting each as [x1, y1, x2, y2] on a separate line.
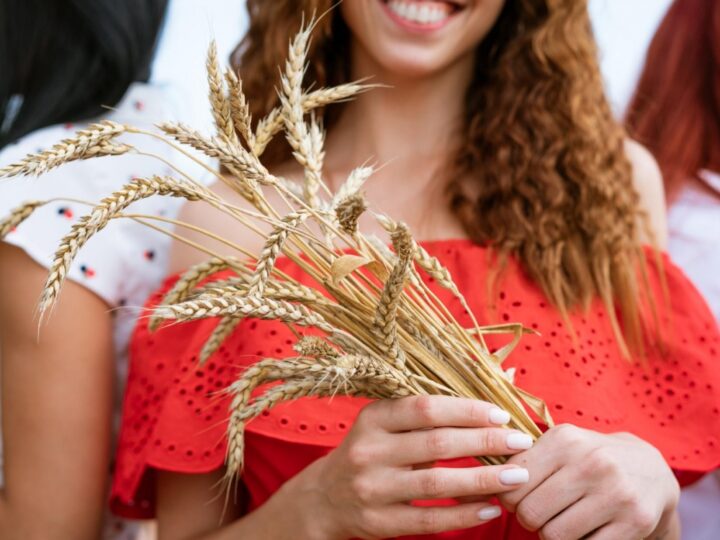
[368, 43, 460, 79]
[342, 0, 505, 80]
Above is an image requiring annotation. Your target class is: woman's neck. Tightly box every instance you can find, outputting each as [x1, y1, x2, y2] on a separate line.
[325, 41, 474, 182]
[322, 39, 475, 240]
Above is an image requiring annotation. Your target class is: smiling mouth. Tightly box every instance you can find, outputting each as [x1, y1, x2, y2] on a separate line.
[381, 0, 464, 28]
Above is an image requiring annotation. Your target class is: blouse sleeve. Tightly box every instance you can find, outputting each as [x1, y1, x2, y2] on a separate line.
[0, 84, 213, 308]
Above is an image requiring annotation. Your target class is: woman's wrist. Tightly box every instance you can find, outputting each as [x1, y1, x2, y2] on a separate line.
[651, 508, 680, 540]
[261, 457, 340, 540]
[649, 474, 680, 540]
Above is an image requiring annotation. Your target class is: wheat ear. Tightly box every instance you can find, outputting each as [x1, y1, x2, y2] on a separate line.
[0, 121, 129, 178]
[149, 257, 244, 331]
[0, 200, 46, 239]
[248, 211, 309, 296]
[335, 193, 368, 235]
[157, 122, 271, 211]
[225, 355, 414, 478]
[294, 336, 340, 358]
[40, 176, 205, 316]
[331, 166, 374, 208]
[199, 316, 241, 364]
[253, 84, 373, 156]
[197, 277, 326, 306]
[154, 294, 335, 333]
[279, 25, 326, 209]
[373, 223, 415, 369]
[198, 210, 312, 362]
[207, 41, 236, 142]
[225, 69, 255, 150]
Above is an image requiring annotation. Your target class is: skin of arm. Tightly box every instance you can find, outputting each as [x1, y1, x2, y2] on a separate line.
[0, 243, 114, 540]
[625, 138, 668, 249]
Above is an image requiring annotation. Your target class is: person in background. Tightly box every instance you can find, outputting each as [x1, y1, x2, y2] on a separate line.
[626, 0, 720, 538]
[0, 1, 176, 538]
[109, 0, 720, 539]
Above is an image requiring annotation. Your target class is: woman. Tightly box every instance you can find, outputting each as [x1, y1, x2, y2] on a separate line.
[625, 0, 720, 319]
[110, 0, 720, 538]
[625, 0, 720, 537]
[0, 1, 177, 538]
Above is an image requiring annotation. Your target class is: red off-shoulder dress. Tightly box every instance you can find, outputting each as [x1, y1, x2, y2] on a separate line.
[110, 239, 720, 538]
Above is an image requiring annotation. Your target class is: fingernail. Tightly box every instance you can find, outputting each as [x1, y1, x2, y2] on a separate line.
[499, 468, 529, 485]
[506, 433, 533, 450]
[489, 407, 511, 425]
[478, 505, 502, 521]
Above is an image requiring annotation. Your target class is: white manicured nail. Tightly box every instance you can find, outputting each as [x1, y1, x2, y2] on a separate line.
[499, 468, 529, 485]
[478, 505, 502, 521]
[506, 433, 533, 450]
[489, 408, 511, 425]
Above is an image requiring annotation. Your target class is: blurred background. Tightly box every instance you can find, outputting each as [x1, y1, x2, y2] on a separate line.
[153, 0, 674, 129]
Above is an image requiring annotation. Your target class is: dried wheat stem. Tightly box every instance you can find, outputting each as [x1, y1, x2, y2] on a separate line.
[0, 121, 129, 178]
[0, 200, 46, 239]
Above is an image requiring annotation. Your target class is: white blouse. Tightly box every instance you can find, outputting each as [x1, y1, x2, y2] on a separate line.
[0, 82, 211, 539]
[670, 171, 720, 540]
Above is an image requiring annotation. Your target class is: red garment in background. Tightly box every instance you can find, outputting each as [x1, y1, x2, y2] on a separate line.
[110, 239, 720, 539]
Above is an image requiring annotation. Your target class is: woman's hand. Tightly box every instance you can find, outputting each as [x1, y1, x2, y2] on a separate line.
[498, 424, 680, 540]
[277, 395, 535, 539]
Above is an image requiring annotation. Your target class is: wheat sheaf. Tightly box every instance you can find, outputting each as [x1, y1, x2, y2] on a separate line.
[0, 20, 552, 488]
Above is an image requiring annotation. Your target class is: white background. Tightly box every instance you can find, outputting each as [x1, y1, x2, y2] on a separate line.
[150, 0, 674, 128]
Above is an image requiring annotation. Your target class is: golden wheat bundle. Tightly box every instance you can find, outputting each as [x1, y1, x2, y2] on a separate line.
[0, 21, 552, 484]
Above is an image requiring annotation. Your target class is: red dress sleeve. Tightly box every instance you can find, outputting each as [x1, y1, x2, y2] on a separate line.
[110, 240, 720, 539]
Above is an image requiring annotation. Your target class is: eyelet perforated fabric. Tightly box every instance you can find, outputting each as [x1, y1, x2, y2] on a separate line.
[110, 239, 720, 534]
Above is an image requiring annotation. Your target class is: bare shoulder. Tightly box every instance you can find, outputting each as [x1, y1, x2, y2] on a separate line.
[168, 164, 303, 274]
[624, 139, 668, 248]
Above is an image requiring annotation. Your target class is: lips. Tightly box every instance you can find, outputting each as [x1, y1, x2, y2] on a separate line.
[382, 0, 463, 27]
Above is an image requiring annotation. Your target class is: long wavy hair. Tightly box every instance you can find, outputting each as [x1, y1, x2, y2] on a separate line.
[232, 0, 654, 356]
[626, 0, 720, 201]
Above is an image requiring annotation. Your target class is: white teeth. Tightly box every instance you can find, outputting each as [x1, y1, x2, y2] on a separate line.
[387, 1, 451, 25]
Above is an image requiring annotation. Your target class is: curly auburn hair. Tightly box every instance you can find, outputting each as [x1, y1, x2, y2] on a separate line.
[626, 0, 720, 201]
[232, 0, 655, 356]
